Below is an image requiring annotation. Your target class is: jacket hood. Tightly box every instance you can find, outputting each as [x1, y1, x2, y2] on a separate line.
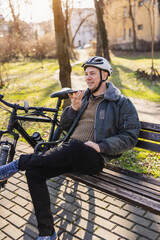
[104, 82, 121, 101]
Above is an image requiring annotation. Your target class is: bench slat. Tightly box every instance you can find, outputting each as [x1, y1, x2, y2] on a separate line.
[139, 130, 160, 142]
[136, 140, 160, 152]
[104, 163, 160, 186]
[102, 168, 160, 193]
[66, 172, 160, 214]
[141, 121, 160, 132]
[94, 172, 160, 201]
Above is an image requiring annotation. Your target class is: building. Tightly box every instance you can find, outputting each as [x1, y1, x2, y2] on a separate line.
[70, 8, 96, 48]
[104, 0, 160, 50]
[31, 20, 54, 38]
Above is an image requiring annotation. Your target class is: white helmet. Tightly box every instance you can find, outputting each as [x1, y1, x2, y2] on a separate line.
[82, 56, 112, 76]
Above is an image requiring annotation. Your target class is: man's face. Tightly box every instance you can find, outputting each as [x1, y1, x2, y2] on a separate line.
[84, 67, 101, 91]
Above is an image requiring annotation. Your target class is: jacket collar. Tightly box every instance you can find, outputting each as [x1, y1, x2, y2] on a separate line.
[84, 82, 121, 102]
[104, 82, 121, 101]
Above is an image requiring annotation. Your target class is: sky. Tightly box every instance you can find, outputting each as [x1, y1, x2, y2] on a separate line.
[1, 0, 95, 23]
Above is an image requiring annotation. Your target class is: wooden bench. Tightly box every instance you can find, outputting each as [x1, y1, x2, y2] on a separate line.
[65, 121, 160, 214]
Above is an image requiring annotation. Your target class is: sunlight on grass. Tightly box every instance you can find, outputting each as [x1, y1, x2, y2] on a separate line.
[110, 53, 160, 102]
[72, 52, 160, 102]
[72, 63, 84, 75]
[111, 65, 160, 102]
[0, 60, 61, 142]
[111, 148, 160, 178]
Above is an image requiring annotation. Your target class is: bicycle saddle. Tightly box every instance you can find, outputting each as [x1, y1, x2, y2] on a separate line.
[51, 88, 76, 99]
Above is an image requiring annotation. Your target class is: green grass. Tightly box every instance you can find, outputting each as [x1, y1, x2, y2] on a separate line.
[110, 52, 160, 102]
[111, 148, 160, 178]
[0, 56, 160, 178]
[72, 51, 160, 102]
[0, 59, 61, 140]
[2, 59, 60, 105]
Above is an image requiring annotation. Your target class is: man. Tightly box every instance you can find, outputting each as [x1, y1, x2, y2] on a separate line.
[0, 56, 141, 240]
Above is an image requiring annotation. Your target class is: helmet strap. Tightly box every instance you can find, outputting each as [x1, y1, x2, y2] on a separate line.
[91, 69, 105, 94]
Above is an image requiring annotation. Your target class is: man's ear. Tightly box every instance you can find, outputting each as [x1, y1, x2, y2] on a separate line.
[102, 71, 108, 80]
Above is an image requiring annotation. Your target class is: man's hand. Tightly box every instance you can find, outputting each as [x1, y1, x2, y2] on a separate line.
[68, 90, 85, 111]
[85, 141, 100, 152]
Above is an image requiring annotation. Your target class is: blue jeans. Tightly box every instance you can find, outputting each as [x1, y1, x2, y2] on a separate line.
[18, 140, 104, 236]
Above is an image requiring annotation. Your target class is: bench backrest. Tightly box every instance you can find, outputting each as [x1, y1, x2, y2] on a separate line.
[136, 121, 160, 153]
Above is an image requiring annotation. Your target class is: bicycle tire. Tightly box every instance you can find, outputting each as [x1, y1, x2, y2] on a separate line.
[0, 144, 9, 166]
[0, 144, 9, 190]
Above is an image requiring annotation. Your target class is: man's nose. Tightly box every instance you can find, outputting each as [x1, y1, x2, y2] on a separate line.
[86, 74, 91, 79]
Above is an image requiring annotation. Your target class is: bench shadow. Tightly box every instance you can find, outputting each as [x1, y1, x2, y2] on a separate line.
[23, 175, 98, 240]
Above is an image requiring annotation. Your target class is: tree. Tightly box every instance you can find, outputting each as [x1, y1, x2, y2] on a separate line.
[62, 0, 95, 59]
[94, 0, 110, 61]
[129, 0, 137, 51]
[71, 13, 94, 47]
[8, 0, 21, 37]
[143, 0, 159, 80]
[96, 24, 102, 56]
[52, 0, 72, 89]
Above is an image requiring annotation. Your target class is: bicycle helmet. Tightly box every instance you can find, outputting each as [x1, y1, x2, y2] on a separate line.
[82, 56, 112, 76]
[82, 56, 112, 93]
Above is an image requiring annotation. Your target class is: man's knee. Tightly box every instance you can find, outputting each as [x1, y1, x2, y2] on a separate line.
[26, 167, 44, 182]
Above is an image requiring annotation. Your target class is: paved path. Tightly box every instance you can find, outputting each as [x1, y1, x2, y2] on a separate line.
[0, 141, 160, 240]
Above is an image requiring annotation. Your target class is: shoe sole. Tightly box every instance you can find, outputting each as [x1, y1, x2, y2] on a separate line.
[0, 178, 8, 182]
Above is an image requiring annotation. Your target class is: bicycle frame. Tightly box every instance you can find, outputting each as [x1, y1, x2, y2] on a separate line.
[0, 88, 75, 189]
[0, 98, 63, 147]
[0, 86, 77, 149]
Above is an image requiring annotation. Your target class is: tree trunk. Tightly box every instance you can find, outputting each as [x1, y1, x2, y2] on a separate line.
[8, 0, 21, 38]
[94, 0, 110, 61]
[96, 24, 102, 56]
[52, 0, 72, 89]
[129, 0, 137, 51]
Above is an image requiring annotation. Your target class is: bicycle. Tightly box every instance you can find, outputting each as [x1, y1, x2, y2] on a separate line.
[0, 87, 76, 190]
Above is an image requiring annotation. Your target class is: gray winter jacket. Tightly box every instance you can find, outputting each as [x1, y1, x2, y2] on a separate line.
[60, 82, 141, 161]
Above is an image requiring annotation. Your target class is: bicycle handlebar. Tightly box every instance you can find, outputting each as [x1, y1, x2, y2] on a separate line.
[0, 95, 58, 113]
[0, 88, 81, 113]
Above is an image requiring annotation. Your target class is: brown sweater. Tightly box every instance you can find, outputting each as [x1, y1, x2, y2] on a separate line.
[70, 94, 104, 142]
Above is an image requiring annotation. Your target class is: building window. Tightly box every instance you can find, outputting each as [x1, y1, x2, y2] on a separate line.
[124, 7, 127, 17]
[138, 24, 143, 30]
[123, 29, 126, 40]
[129, 28, 132, 37]
[138, 1, 143, 7]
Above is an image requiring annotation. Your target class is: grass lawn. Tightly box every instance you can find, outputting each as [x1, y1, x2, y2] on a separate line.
[0, 54, 160, 178]
[0, 59, 61, 141]
[73, 51, 160, 102]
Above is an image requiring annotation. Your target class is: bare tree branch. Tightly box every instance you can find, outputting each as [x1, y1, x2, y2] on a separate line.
[71, 13, 94, 47]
